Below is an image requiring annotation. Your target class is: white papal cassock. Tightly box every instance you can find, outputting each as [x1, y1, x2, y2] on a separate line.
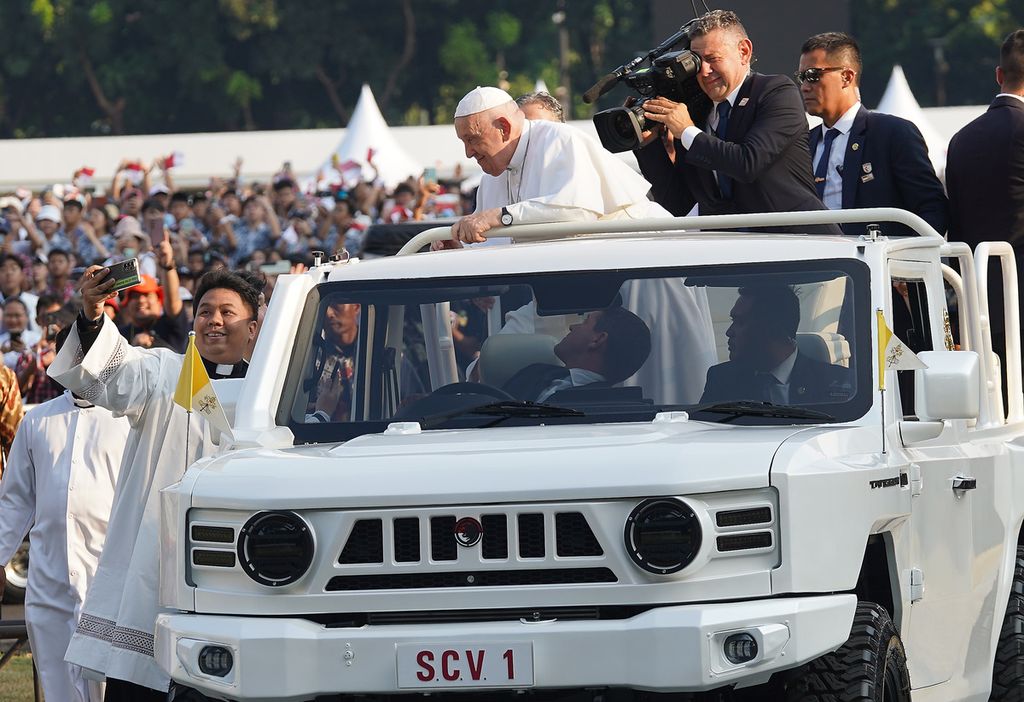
[48, 316, 217, 691]
[474, 119, 718, 402]
[0, 391, 130, 702]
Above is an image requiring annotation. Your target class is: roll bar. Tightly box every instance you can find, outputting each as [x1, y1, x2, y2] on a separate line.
[397, 207, 943, 257]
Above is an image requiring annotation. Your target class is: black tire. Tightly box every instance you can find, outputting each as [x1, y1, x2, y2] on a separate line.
[990, 544, 1024, 699]
[784, 601, 911, 702]
[2, 539, 28, 604]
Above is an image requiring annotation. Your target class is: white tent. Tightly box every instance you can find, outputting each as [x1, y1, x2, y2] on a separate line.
[875, 65, 947, 176]
[534, 79, 550, 94]
[321, 84, 423, 189]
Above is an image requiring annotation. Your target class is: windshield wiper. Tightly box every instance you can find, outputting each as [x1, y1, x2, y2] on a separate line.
[690, 400, 836, 424]
[419, 400, 584, 430]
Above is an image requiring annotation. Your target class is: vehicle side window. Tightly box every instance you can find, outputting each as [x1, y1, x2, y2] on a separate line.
[892, 278, 933, 419]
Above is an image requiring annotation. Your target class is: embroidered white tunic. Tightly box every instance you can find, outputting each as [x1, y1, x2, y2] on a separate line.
[0, 391, 130, 702]
[47, 316, 216, 691]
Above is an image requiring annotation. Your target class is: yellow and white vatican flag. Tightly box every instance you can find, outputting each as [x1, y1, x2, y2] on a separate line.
[173, 331, 233, 438]
[876, 309, 927, 390]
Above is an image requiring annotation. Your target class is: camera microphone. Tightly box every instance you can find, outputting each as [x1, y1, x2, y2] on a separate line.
[583, 72, 620, 104]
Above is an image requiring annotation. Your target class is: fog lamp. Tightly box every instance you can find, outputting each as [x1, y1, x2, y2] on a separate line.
[723, 633, 758, 664]
[198, 645, 234, 677]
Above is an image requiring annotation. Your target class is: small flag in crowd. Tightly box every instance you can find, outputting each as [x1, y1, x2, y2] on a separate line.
[74, 166, 95, 186]
[173, 332, 233, 438]
[164, 151, 184, 169]
[876, 309, 927, 390]
[124, 161, 145, 185]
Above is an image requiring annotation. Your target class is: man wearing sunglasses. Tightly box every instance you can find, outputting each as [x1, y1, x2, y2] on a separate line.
[798, 32, 947, 237]
[635, 10, 836, 233]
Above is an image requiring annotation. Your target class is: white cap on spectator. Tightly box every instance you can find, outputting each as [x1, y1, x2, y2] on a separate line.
[149, 184, 170, 196]
[114, 216, 145, 240]
[36, 204, 62, 223]
[0, 196, 22, 213]
[454, 86, 515, 118]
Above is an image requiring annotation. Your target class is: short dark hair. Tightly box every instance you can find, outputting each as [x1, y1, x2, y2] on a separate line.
[48, 248, 70, 262]
[0, 254, 23, 269]
[594, 306, 652, 384]
[192, 269, 261, 320]
[273, 178, 296, 192]
[516, 92, 565, 122]
[1001, 29, 1024, 88]
[394, 183, 415, 197]
[738, 285, 801, 341]
[37, 292, 63, 313]
[141, 198, 165, 214]
[2, 297, 27, 314]
[802, 32, 863, 84]
[169, 191, 191, 205]
[63, 199, 83, 211]
[691, 9, 748, 40]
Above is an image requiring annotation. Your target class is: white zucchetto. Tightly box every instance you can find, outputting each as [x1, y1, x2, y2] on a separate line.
[454, 86, 515, 118]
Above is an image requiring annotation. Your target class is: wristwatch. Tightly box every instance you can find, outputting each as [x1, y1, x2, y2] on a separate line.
[500, 207, 513, 227]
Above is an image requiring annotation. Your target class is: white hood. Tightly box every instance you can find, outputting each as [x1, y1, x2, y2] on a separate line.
[188, 421, 805, 509]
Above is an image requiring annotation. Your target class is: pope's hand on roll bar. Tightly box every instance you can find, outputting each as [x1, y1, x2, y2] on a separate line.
[432, 208, 504, 250]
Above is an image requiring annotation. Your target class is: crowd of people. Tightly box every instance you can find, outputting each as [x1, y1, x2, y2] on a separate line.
[0, 8, 1020, 702]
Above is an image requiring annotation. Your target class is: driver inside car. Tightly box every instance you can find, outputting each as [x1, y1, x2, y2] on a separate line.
[502, 306, 652, 403]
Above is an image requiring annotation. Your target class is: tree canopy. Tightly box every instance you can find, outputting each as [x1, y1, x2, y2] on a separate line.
[0, 0, 1019, 138]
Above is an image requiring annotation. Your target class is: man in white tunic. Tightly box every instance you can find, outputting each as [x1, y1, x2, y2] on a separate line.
[0, 379, 130, 702]
[449, 87, 718, 403]
[47, 267, 259, 700]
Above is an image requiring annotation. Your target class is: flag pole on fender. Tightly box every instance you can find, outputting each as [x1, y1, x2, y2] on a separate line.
[876, 308, 928, 455]
[174, 331, 233, 467]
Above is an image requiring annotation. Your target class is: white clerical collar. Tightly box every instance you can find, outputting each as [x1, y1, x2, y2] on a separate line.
[997, 93, 1024, 106]
[65, 390, 94, 409]
[506, 119, 532, 174]
[216, 364, 235, 376]
[822, 101, 861, 136]
[769, 348, 798, 385]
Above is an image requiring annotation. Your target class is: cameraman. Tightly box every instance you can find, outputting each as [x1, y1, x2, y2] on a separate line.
[635, 10, 835, 231]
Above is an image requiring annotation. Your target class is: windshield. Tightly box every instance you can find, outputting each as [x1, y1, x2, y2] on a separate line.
[279, 259, 871, 442]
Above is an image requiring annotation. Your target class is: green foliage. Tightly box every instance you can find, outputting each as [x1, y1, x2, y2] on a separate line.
[3, 0, 1013, 138]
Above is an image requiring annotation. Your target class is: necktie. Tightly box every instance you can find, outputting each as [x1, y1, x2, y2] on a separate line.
[814, 128, 840, 199]
[715, 101, 732, 199]
[756, 372, 784, 404]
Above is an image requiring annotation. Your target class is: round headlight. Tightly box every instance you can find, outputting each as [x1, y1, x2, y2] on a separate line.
[623, 498, 702, 574]
[237, 511, 314, 586]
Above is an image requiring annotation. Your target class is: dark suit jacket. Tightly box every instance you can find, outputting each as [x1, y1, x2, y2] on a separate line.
[636, 73, 838, 234]
[946, 95, 1024, 249]
[699, 353, 853, 406]
[809, 107, 948, 237]
[502, 363, 609, 402]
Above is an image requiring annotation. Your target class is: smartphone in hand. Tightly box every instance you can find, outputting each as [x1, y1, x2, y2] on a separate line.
[103, 258, 142, 293]
[147, 218, 164, 248]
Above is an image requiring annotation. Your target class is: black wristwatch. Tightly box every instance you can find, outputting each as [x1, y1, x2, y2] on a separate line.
[500, 207, 513, 227]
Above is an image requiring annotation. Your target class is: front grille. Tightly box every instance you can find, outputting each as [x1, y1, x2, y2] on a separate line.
[339, 519, 383, 564]
[337, 511, 603, 565]
[325, 567, 617, 591]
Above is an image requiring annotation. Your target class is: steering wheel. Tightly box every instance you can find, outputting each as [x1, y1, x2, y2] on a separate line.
[432, 381, 514, 401]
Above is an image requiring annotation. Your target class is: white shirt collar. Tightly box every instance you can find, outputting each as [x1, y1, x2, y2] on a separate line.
[567, 367, 605, 387]
[506, 120, 532, 174]
[65, 389, 94, 409]
[714, 75, 748, 110]
[769, 348, 799, 385]
[822, 101, 861, 136]
[997, 93, 1024, 106]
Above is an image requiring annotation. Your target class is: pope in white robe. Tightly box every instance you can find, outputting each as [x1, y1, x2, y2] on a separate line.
[0, 390, 130, 702]
[451, 87, 718, 402]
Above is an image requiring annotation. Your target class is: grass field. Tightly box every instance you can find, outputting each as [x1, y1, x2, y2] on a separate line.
[0, 652, 37, 701]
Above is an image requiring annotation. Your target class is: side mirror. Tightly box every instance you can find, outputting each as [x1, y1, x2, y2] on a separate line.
[914, 350, 981, 421]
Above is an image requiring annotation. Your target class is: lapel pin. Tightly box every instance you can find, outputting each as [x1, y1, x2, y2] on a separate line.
[738, 97, 749, 107]
[862, 162, 872, 174]
[851, 143, 859, 151]
[861, 173, 874, 183]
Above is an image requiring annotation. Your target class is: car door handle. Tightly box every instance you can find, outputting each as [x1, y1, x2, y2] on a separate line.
[952, 476, 977, 491]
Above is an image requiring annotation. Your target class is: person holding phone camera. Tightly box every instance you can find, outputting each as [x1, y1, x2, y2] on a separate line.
[48, 265, 260, 699]
[0, 298, 41, 374]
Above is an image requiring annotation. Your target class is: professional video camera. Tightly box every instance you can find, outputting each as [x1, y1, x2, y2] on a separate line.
[585, 20, 712, 153]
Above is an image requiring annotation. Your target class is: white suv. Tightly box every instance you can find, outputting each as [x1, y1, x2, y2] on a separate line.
[155, 210, 1024, 702]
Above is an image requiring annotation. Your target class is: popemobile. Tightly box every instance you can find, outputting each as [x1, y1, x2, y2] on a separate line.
[155, 208, 1024, 701]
